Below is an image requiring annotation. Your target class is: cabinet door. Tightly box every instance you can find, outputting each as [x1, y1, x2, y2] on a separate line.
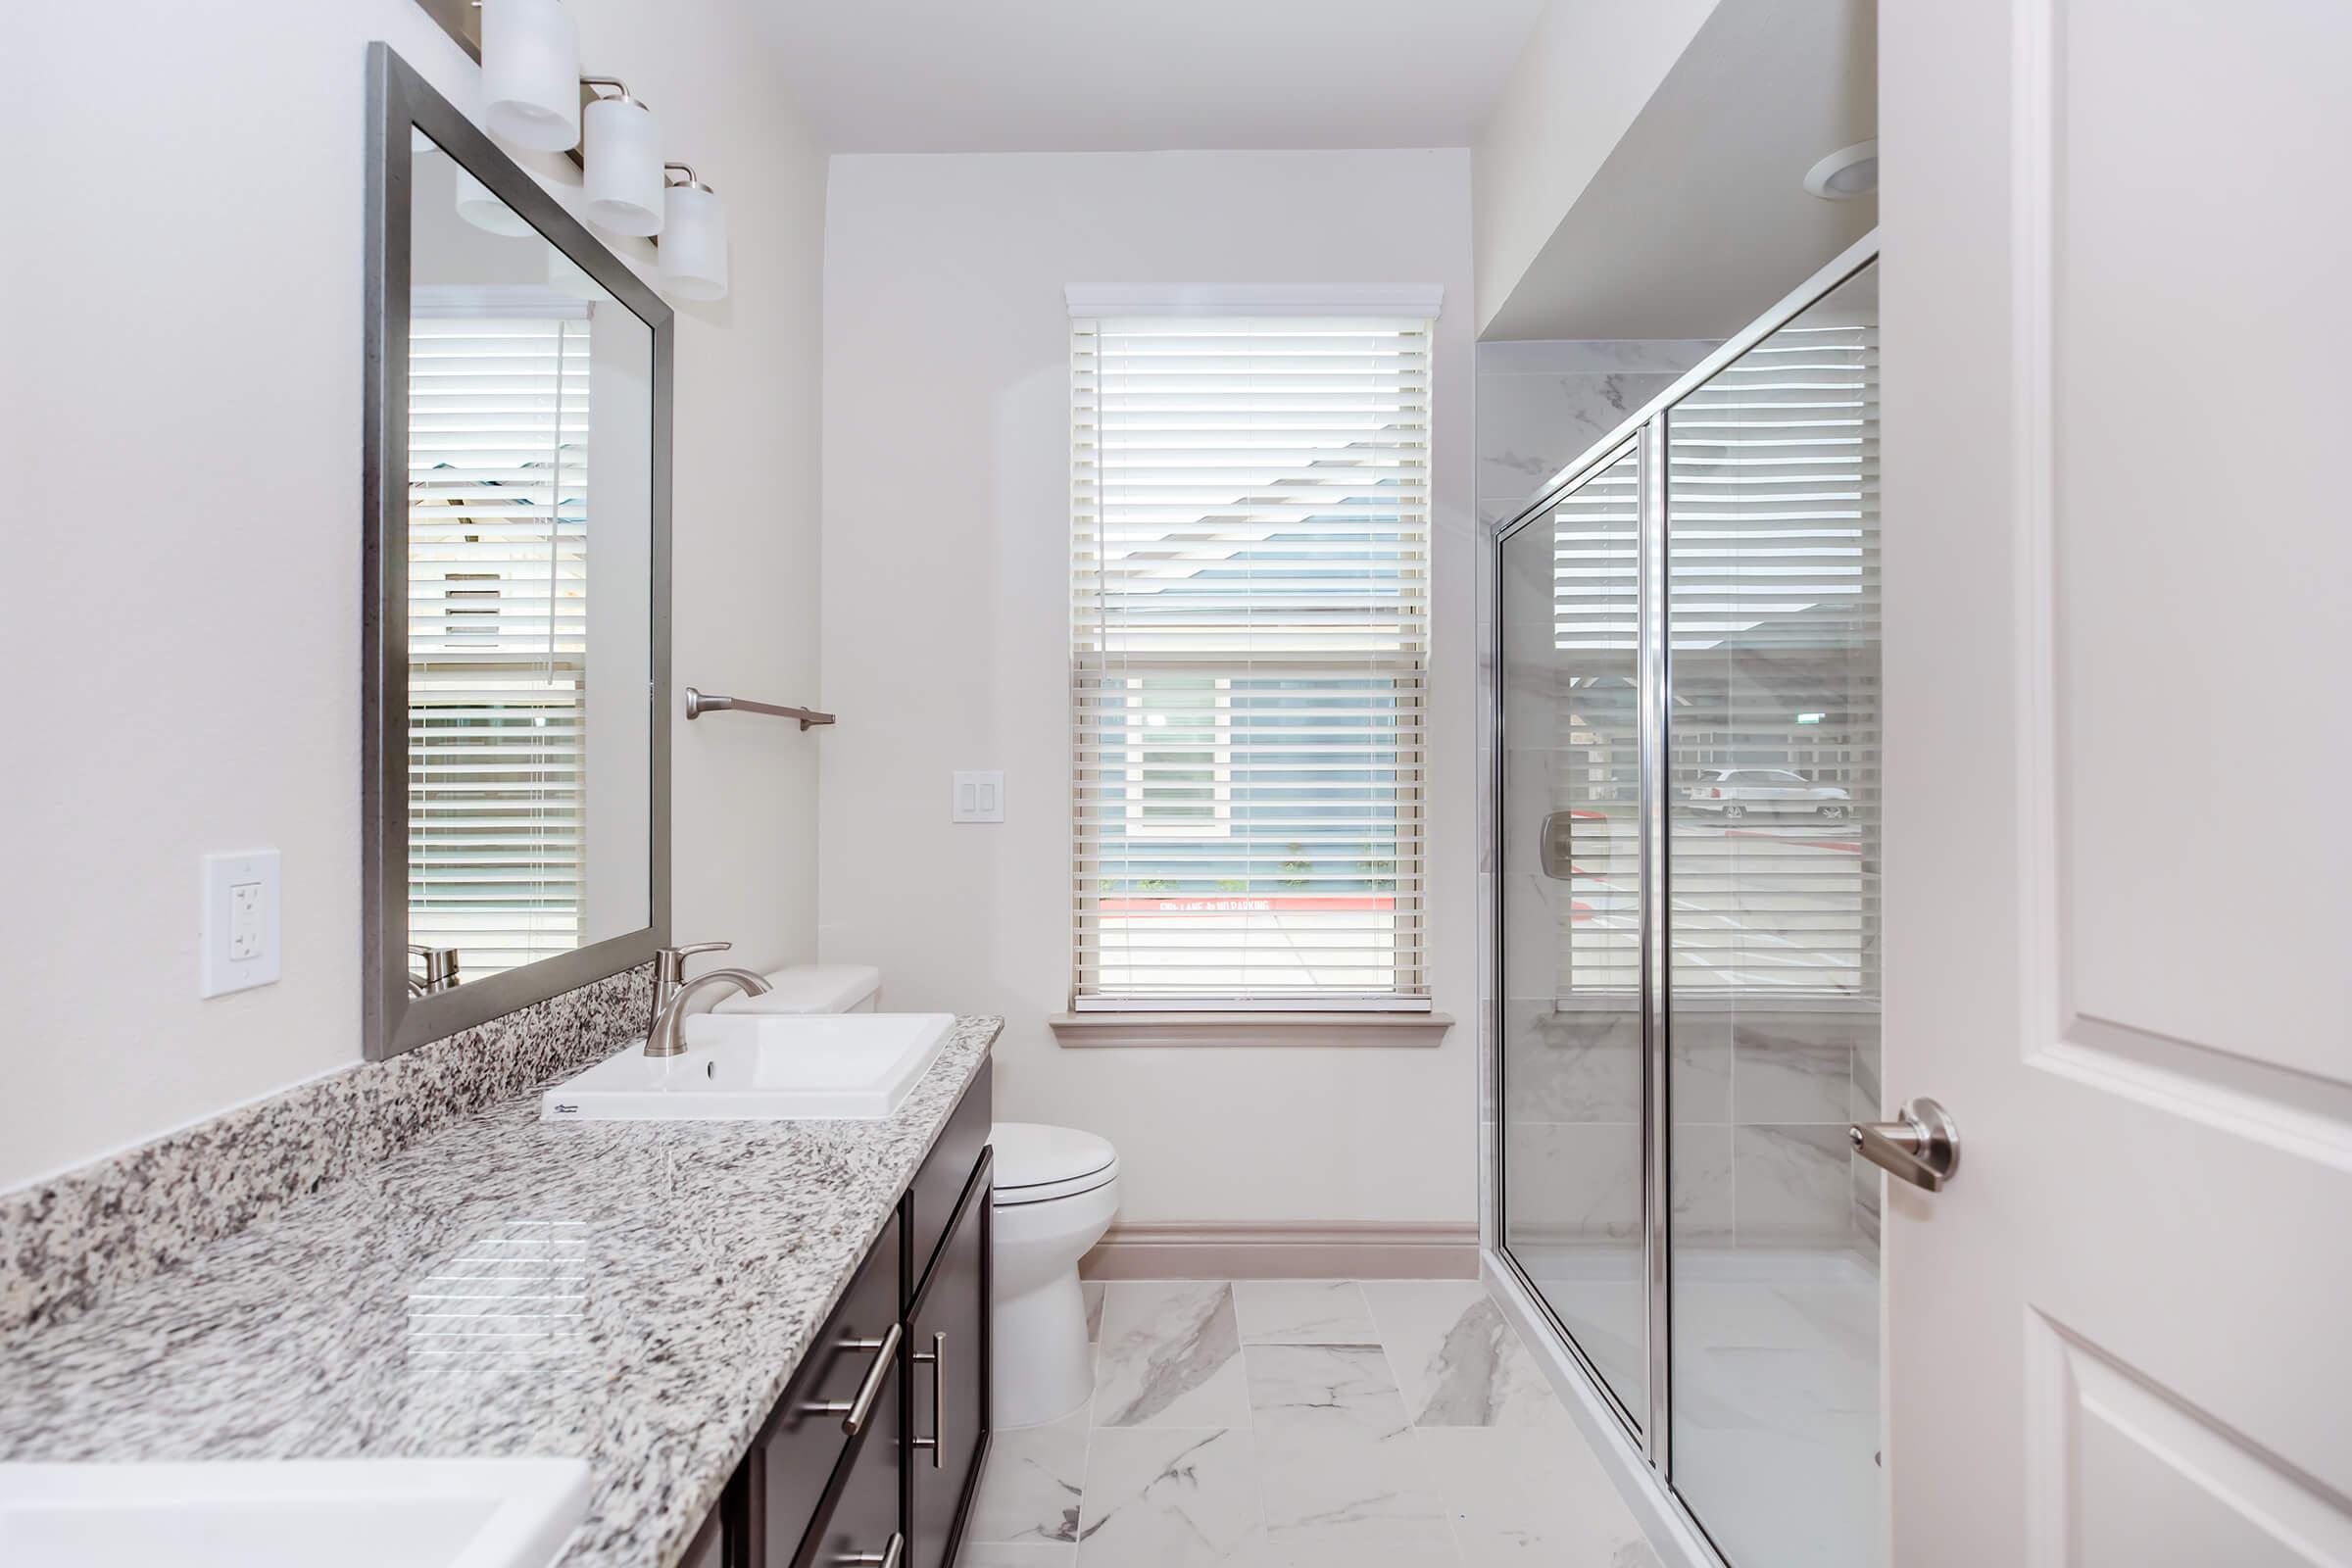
[905, 1062, 990, 1309]
[793, 1359, 903, 1568]
[905, 1149, 991, 1568]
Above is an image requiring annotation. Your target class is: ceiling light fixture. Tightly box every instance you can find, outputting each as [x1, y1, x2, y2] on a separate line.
[1803, 139, 1879, 201]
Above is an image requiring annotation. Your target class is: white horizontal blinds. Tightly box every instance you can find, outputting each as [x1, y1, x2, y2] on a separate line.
[1072, 315, 1433, 1008]
[407, 313, 591, 977]
[1544, 447, 1644, 996]
[1665, 318, 1880, 995]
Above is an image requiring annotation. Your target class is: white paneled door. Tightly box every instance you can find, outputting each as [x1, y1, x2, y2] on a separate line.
[1883, 4, 2352, 1566]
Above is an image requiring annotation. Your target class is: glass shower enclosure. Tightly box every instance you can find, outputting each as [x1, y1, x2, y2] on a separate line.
[1492, 244, 1881, 1568]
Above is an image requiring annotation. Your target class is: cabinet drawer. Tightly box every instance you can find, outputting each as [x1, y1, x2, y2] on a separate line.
[904, 1061, 991, 1308]
[906, 1149, 991, 1568]
[791, 1361, 902, 1568]
[752, 1211, 901, 1565]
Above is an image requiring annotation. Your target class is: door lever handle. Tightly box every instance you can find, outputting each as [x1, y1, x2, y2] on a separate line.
[1849, 1097, 1961, 1192]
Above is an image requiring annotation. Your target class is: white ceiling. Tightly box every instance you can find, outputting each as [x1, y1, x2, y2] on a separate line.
[1481, 0, 1879, 340]
[754, 0, 1548, 153]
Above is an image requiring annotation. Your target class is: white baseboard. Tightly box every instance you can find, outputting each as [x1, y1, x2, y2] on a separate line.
[1080, 1221, 1479, 1281]
[1483, 1251, 1727, 1568]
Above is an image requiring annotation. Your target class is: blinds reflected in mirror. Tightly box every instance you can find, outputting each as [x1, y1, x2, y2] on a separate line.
[405, 1218, 590, 1365]
[1070, 317, 1433, 1007]
[407, 305, 591, 978]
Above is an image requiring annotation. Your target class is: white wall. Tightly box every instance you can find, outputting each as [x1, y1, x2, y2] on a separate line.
[1471, 0, 1718, 333]
[818, 151, 1479, 1226]
[0, 0, 823, 1189]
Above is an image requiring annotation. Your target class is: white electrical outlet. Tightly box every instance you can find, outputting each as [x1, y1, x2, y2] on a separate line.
[953, 770, 1005, 823]
[228, 881, 263, 960]
[201, 849, 281, 998]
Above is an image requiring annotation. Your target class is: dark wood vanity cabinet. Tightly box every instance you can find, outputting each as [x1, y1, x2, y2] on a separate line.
[710, 1063, 993, 1568]
[906, 1147, 992, 1568]
[748, 1211, 903, 1566]
[790, 1358, 901, 1568]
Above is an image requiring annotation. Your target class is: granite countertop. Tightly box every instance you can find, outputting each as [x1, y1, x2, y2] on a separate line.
[0, 1016, 1001, 1568]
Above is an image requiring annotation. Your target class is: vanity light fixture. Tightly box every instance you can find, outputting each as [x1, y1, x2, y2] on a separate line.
[455, 164, 538, 237]
[479, 0, 582, 152]
[658, 166, 730, 302]
[580, 78, 663, 236]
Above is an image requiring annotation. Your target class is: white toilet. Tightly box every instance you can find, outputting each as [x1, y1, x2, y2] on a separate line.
[715, 962, 884, 1014]
[721, 967, 1119, 1429]
[988, 1122, 1119, 1429]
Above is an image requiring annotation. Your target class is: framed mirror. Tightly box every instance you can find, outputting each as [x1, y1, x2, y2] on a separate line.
[364, 43, 670, 1058]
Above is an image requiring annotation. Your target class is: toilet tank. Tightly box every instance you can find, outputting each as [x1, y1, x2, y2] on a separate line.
[714, 963, 882, 1014]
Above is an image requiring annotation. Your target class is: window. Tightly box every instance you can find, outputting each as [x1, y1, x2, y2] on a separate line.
[407, 304, 591, 978]
[1069, 305, 1435, 1011]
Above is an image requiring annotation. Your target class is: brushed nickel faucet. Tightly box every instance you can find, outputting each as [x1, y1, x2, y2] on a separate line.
[645, 941, 771, 1057]
[407, 944, 461, 996]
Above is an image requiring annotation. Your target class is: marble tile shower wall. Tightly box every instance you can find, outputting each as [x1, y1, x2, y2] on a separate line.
[1474, 338, 1721, 530]
[1499, 1005, 1881, 1250]
[1476, 339, 1879, 1257]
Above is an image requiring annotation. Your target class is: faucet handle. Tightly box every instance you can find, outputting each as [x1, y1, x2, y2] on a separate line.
[657, 940, 731, 974]
[653, 941, 732, 1008]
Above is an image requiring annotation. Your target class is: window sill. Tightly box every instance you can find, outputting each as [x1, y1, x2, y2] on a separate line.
[1049, 1010, 1455, 1049]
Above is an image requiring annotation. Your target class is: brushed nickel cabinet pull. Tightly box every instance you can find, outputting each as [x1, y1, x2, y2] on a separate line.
[835, 1532, 904, 1568]
[911, 1331, 946, 1468]
[801, 1321, 903, 1435]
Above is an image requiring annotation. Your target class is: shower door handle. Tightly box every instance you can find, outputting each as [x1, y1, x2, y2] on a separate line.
[1539, 811, 1578, 879]
[1850, 1097, 1961, 1191]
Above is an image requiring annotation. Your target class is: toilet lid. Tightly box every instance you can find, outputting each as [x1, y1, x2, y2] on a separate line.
[992, 1122, 1118, 1205]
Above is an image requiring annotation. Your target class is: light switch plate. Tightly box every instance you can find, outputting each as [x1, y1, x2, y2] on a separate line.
[953, 770, 1005, 823]
[201, 849, 280, 998]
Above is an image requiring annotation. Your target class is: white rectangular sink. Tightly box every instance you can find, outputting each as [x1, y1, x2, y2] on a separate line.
[541, 1012, 955, 1122]
[0, 1457, 590, 1568]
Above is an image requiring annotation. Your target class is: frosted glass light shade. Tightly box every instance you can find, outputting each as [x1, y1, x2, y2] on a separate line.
[583, 97, 663, 236]
[658, 185, 729, 302]
[455, 166, 537, 238]
[481, 0, 580, 152]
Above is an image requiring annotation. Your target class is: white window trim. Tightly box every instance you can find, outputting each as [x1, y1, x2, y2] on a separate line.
[1050, 1010, 1455, 1049]
[1064, 282, 1446, 318]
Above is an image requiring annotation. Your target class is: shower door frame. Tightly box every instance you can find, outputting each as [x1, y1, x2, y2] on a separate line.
[1486, 230, 1882, 1566]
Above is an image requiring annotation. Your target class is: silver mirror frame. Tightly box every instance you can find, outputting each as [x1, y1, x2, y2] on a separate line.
[363, 42, 672, 1060]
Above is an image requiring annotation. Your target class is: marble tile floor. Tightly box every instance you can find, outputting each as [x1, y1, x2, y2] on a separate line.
[1512, 1245, 1882, 1568]
[956, 1279, 1663, 1568]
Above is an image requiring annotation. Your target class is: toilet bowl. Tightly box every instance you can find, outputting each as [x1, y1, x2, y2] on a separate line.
[989, 1122, 1119, 1429]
